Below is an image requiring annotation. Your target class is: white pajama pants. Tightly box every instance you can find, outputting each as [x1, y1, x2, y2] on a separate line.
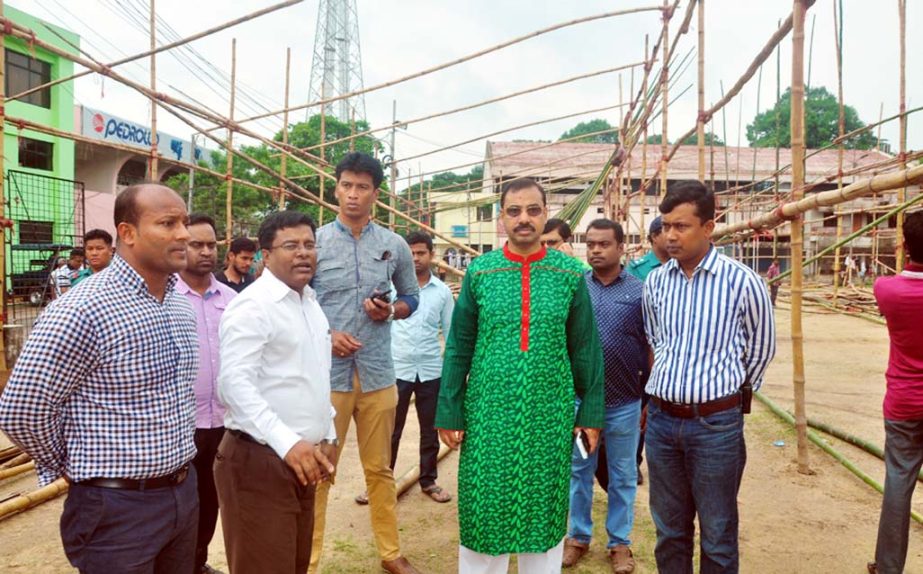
[458, 539, 565, 574]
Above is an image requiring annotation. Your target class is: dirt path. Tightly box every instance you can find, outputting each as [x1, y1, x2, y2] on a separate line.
[2, 307, 922, 572]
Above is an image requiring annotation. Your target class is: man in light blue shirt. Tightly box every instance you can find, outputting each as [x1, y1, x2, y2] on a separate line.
[390, 231, 455, 503]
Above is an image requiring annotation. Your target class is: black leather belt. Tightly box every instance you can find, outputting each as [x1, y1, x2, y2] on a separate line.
[229, 428, 270, 448]
[77, 464, 190, 491]
[652, 393, 741, 419]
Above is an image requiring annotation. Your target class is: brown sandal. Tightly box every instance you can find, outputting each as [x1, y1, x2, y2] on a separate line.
[422, 485, 452, 503]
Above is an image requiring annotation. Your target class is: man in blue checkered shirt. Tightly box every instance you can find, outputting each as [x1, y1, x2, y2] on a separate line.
[0, 183, 200, 574]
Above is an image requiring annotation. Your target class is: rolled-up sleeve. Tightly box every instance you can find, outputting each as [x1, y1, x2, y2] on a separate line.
[392, 239, 420, 315]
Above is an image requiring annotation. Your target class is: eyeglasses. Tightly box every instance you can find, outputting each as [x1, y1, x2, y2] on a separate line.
[269, 241, 316, 253]
[503, 205, 544, 218]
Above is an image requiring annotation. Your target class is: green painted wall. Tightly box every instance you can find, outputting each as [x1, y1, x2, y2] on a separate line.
[2, 5, 79, 280]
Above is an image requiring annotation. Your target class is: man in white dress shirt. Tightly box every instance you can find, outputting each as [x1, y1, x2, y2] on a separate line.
[215, 210, 337, 574]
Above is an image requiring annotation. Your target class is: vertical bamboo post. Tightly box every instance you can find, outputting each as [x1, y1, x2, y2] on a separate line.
[318, 90, 326, 226]
[0, 0, 8, 371]
[659, 0, 670, 197]
[832, 0, 844, 304]
[389, 100, 397, 227]
[614, 74, 624, 221]
[773, 19, 781, 259]
[896, 0, 906, 271]
[639, 36, 649, 242]
[225, 38, 236, 245]
[278, 47, 291, 210]
[696, 0, 706, 182]
[149, 0, 158, 180]
[790, 0, 811, 475]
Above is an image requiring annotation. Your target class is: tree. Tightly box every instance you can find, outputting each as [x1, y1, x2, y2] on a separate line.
[558, 119, 617, 144]
[746, 86, 878, 149]
[644, 133, 725, 145]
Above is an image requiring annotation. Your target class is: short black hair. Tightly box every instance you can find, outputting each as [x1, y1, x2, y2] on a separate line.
[229, 236, 258, 254]
[84, 228, 113, 246]
[405, 231, 434, 252]
[69, 247, 85, 258]
[188, 213, 216, 233]
[659, 180, 715, 223]
[257, 211, 317, 249]
[335, 152, 384, 189]
[500, 177, 546, 207]
[905, 210, 923, 263]
[543, 218, 572, 240]
[586, 218, 625, 244]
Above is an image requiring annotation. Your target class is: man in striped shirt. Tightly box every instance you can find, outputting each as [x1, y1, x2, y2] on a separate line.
[642, 181, 775, 573]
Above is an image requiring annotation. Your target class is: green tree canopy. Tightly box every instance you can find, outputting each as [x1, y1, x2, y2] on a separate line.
[746, 86, 878, 149]
[558, 119, 617, 144]
[644, 133, 725, 146]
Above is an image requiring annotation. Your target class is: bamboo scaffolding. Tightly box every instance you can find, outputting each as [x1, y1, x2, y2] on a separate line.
[149, 0, 159, 179]
[896, 0, 907, 271]
[696, 0, 705, 181]
[225, 39, 236, 243]
[0, 478, 68, 521]
[790, 0, 810, 475]
[659, 0, 670, 197]
[235, 6, 664, 127]
[832, 0, 845, 305]
[0, 0, 8, 372]
[0, 461, 35, 481]
[278, 47, 291, 210]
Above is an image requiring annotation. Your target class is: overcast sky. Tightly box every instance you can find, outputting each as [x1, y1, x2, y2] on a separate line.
[12, 0, 921, 190]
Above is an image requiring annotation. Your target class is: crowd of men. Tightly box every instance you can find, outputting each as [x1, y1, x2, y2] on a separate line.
[0, 149, 919, 574]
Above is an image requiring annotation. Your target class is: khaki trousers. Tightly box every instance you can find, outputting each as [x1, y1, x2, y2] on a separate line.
[310, 374, 400, 572]
[214, 431, 315, 574]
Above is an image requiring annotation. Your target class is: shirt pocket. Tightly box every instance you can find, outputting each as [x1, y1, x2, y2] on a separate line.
[360, 252, 393, 296]
[313, 250, 353, 294]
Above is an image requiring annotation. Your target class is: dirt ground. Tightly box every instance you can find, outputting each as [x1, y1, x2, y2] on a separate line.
[2, 306, 923, 573]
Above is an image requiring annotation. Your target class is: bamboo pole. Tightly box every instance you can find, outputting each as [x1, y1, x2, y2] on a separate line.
[773, 20, 781, 259]
[832, 0, 845, 304]
[790, 0, 811, 475]
[640, 36, 650, 239]
[149, 0, 159, 180]
[318, 88, 326, 226]
[0, 453, 31, 469]
[0, 0, 8, 372]
[279, 47, 291, 210]
[696, 0, 705, 181]
[0, 461, 35, 481]
[659, 0, 670, 197]
[896, 0, 907, 271]
[0, 478, 68, 521]
[225, 38, 236, 244]
[6, 0, 303, 103]
[395, 445, 453, 497]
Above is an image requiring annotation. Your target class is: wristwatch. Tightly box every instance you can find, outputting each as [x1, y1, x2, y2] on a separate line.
[386, 304, 395, 322]
[321, 438, 339, 448]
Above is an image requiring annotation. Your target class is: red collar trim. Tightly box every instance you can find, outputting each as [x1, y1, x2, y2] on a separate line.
[906, 262, 923, 272]
[503, 243, 547, 264]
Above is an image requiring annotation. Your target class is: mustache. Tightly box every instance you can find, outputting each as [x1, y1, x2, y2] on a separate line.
[514, 224, 535, 233]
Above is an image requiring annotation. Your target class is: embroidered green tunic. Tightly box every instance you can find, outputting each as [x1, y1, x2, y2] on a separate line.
[436, 245, 604, 555]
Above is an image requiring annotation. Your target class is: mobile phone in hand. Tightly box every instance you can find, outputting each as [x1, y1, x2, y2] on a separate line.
[371, 289, 392, 303]
[575, 431, 589, 459]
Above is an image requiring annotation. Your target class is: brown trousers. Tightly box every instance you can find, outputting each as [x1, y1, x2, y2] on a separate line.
[214, 431, 316, 574]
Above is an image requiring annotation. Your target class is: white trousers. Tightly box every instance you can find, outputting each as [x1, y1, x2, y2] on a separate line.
[458, 539, 565, 574]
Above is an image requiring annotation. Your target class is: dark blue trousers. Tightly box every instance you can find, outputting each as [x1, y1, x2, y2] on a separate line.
[60, 466, 199, 574]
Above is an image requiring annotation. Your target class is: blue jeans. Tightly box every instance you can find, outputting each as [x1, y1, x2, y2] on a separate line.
[646, 401, 746, 574]
[568, 399, 641, 547]
[875, 418, 923, 574]
[60, 466, 199, 574]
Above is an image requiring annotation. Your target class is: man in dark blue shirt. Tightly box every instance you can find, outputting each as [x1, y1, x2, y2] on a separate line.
[563, 218, 647, 573]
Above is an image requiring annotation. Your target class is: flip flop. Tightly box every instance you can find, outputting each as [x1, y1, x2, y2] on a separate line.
[355, 491, 369, 505]
[422, 485, 452, 503]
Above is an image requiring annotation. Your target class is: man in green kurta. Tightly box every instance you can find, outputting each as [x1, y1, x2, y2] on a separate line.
[436, 177, 605, 573]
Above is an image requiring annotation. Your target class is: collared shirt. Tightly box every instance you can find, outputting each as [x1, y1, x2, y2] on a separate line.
[874, 262, 923, 420]
[586, 268, 647, 407]
[391, 272, 454, 382]
[313, 219, 419, 393]
[215, 269, 254, 293]
[0, 255, 198, 486]
[51, 264, 86, 297]
[218, 268, 336, 460]
[626, 250, 663, 282]
[643, 246, 776, 404]
[176, 274, 238, 429]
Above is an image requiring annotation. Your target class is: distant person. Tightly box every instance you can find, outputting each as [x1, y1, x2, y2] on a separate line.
[215, 211, 336, 574]
[643, 181, 775, 573]
[869, 211, 923, 574]
[216, 237, 256, 292]
[177, 214, 237, 574]
[766, 258, 781, 306]
[71, 229, 114, 287]
[0, 183, 198, 573]
[563, 219, 647, 573]
[310, 152, 421, 574]
[389, 231, 454, 503]
[436, 177, 604, 573]
[626, 216, 669, 282]
[51, 248, 85, 297]
[541, 217, 576, 257]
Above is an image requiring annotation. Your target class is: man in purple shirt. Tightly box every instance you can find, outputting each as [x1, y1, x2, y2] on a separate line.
[176, 213, 237, 574]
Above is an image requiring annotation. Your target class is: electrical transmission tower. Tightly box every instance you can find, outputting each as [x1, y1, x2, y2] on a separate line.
[307, 0, 367, 123]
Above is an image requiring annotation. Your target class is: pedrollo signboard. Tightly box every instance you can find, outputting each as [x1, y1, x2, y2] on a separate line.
[80, 106, 200, 164]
